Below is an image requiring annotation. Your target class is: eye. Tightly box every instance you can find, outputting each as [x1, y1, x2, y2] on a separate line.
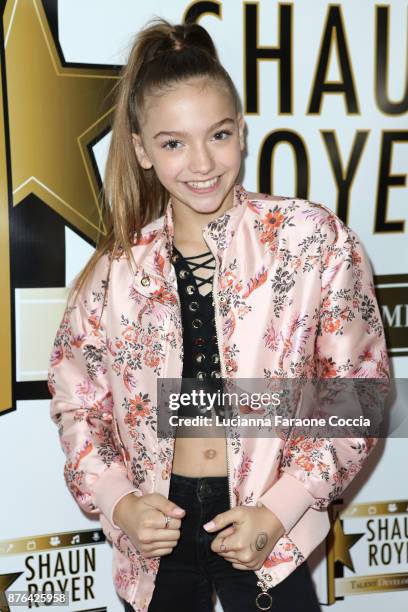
[213, 129, 233, 140]
[161, 139, 182, 150]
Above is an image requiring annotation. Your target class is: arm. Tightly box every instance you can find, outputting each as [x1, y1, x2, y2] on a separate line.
[48, 263, 139, 529]
[258, 218, 390, 533]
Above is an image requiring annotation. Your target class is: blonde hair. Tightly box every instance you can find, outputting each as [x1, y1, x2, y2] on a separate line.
[69, 17, 240, 304]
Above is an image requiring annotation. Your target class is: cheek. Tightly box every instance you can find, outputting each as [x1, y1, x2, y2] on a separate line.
[155, 154, 184, 178]
[217, 143, 242, 167]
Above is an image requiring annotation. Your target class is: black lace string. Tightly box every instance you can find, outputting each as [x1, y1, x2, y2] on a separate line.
[173, 247, 215, 297]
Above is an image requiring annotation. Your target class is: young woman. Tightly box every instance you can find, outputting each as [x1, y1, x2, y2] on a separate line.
[48, 18, 389, 612]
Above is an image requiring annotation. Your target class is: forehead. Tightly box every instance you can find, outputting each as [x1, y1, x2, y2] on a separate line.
[140, 78, 235, 134]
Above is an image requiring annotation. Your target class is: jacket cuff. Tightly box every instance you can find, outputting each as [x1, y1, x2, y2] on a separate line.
[93, 463, 140, 529]
[257, 473, 315, 533]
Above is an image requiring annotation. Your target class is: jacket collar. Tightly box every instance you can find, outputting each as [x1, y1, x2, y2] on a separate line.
[163, 182, 248, 259]
[133, 183, 249, 296]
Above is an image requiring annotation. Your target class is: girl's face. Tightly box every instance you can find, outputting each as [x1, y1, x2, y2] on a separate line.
[132, 77, 245, 218]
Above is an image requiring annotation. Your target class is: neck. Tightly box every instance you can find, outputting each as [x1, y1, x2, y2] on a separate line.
[171, 186, 235, 250]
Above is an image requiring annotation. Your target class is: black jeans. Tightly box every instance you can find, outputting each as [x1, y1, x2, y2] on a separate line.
[122, 473, 321, 612]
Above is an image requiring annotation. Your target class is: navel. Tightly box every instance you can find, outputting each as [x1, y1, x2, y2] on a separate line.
[204, 448, 217, 459]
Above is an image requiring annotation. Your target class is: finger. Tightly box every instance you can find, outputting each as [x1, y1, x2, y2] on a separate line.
[144, 540, 178, 552]
[203, 507, 244, 533]
[140, 528, 180, 544]
[152, 528, 181, 541]
[211, 532, 239, 554]
[218, 551, 242, 563]
[153, 513, 181, 530]
[158, 548, 175, 556]
[234, 558, 259, 569]
[145, 548, 173, 557]
[216, 543, 248, 564]
[147, 493, 186, 518]
[212, 525, 236, 541]
[214, 539, 240, 555]
[215, 537, 242, 560]
[217, 544, 255, 566]
[143, 511, 181, 530]
[220, 555, 242, 565]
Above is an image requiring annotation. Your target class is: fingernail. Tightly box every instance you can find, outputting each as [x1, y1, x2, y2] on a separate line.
[173, 507, 185, 516]
[203, 520, 215, 531]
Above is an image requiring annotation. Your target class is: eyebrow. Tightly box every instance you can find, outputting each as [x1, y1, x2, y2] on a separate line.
[153, 117, 236, 139]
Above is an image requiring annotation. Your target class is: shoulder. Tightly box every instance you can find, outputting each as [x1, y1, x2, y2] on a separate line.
[243, 189, 358, 247]
[68, 250, 111, 313]
[101, 214, 166, 274]
[135, 215, 165, 238]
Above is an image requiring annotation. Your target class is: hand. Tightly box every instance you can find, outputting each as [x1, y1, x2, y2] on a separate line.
[203, 503, 285, 570]
[112, 492, 186, 558]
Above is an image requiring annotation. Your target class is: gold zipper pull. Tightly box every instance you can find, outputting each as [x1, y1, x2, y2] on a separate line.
[255, 578, 273, 610]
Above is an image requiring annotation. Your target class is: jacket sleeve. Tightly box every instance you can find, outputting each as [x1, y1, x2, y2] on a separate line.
[258, 218, 390, 533]
[48, 262, 140, 529]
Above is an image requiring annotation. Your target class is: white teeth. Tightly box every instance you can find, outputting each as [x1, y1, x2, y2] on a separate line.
[187, 176, 219, 189]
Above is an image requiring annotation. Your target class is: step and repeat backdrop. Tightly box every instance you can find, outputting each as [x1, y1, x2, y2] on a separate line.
[1, 1, 407, 610]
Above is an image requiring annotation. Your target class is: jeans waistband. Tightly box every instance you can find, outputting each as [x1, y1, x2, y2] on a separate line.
[170, 472, 229, 500]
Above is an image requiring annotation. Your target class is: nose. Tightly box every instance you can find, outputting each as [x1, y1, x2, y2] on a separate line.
[189, 143, 215, 176]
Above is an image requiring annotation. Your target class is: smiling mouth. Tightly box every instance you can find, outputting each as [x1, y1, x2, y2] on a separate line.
[185, 176, 221, 189]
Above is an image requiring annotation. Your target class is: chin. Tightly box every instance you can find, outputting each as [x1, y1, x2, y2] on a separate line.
[189, 197, 227, 214]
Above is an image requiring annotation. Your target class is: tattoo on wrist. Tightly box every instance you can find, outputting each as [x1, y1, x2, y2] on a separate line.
[255, 531, 268, 551]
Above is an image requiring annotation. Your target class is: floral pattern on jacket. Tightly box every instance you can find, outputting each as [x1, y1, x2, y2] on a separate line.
[48, 184, 389, 611]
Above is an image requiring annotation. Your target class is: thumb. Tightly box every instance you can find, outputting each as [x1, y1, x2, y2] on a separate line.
[150, 493, 186, 517]
[203, 507, 241, 532]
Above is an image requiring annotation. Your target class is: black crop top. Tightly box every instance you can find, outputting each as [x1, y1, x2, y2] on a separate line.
[171, 244, 221, 380]
[171, 244, 225, 418]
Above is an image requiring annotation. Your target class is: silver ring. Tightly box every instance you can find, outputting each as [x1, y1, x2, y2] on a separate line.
[164, 514, 171, 529]
[256, 592, 273, 610]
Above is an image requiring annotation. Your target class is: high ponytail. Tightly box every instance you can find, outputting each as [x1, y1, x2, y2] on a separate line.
[69, 17, 240, 304]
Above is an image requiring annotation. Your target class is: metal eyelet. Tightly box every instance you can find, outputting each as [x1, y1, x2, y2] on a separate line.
[211, 370, 221, 378]
[189, 301, 199, 312]
[211, 354, 220, 364]
[171, 253, 180, 262]
[195, 353, 206, 364]
[196, 371, 207, 379]
[179, 269, 189, 279]
[194, 337, 206, 347]
[192, 318, 203, 329]
[141, 275, 150, 286]
[186, 285, 195, 295]
[225, 364, 233, 372]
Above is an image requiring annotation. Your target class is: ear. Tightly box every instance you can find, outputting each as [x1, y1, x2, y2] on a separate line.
[237, 113, 246, 152]
[132, 133, 153, 170]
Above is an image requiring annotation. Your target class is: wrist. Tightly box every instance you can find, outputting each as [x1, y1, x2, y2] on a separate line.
[257, 502, 285, 538]
[112, 492, 137, 529]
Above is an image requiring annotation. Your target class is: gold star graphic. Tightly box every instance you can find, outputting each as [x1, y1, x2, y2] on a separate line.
[333, 516, 364, 572]
[0, 572, 23, 612]
[5, 0, 119, 239]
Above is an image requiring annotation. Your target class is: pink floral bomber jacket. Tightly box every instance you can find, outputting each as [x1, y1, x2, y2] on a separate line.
[48, 184, 390, 611]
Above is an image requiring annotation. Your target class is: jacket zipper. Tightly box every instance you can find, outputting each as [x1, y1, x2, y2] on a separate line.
[169, 262, 184, 468]
[202, 235, 234, 511]
[171, 263, 184, 379]
[203, 234, 272, 604]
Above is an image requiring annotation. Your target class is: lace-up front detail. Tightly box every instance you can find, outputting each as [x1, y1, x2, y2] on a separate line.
[172, 247, 216, 298]
[171, 244, 223, 385]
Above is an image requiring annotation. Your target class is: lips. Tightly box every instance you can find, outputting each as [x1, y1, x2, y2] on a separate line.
[184, 175, 221, 193]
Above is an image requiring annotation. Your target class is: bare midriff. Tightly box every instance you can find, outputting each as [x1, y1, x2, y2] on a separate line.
[172, 417, 227, 477]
